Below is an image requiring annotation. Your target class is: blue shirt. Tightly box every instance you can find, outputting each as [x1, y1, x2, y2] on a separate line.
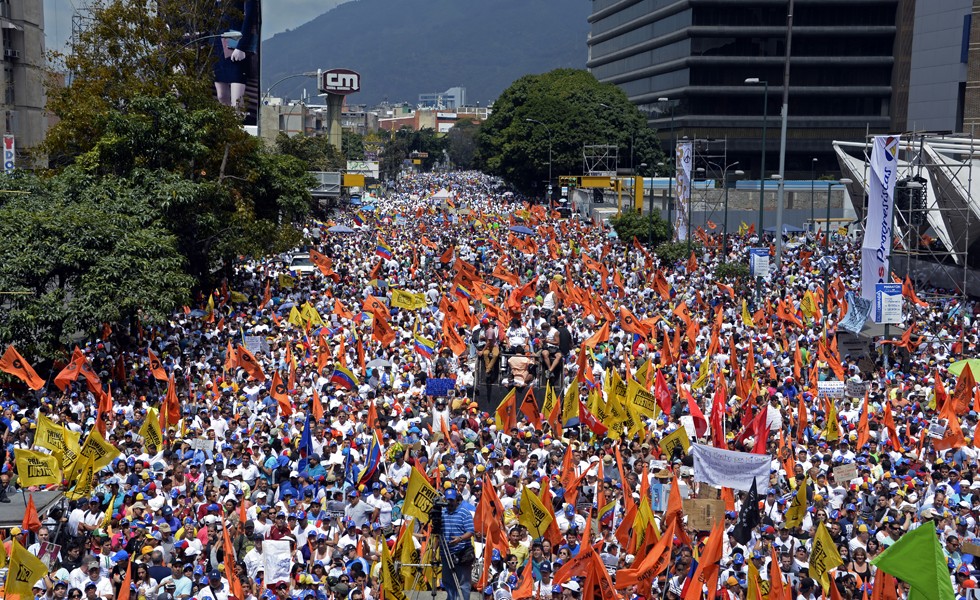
[441, 504, 474, 553]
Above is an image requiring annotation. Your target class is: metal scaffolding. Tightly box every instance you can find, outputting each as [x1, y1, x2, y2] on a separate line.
[582, 144, 618, 178]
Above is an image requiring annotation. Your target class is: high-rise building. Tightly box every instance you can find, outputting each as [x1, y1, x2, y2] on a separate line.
[418, 86, 466, 110]
[587, 0, 909, 178]
[1, 0, 46, 164]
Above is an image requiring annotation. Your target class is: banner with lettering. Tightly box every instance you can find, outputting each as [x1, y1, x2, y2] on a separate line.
[13, 449, 60, 487]
[690, 443, 771, 493]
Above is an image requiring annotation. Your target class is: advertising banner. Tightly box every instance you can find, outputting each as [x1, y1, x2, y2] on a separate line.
[674, 141, 693, 241]
[3, 135, 13, 173]
[861, 136, 900, 301]
[690, 444, 771, 492]
[875, 282, 904, 324]
[749, 248, 770, 278]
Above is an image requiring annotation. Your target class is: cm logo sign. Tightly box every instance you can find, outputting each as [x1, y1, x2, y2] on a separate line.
[319, 69, 361, 95]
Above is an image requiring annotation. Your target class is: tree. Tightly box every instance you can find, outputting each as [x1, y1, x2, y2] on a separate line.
[379, 127, 446, 180]
[609, 210, 672, 247]
[343, 131, 366, 161]
[476, 69, 666, 196]
[41, 0, 313, 285]
[0, 170, 194, 358]
[446, 119, 479, 170]
[275, 133, 346, 172]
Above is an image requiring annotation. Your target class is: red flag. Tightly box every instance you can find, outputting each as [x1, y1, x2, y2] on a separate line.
[578, 398, 609, 436]
[683, 386, 708, 438]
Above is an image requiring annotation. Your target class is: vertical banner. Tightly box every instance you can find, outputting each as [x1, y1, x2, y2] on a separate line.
[748, 248, 770, 278]
[874, 282, 903, 324]
[3, 135, 14, 174]
[674, 141, 693, 241]
[861, 136, 900, 301]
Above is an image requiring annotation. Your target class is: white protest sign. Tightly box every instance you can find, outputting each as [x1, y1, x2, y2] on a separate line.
[690, 444, 771, 493]
[263, 539, 293, 585]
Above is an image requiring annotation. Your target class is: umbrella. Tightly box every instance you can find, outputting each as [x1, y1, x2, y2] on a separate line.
[949, 359, 980, 377]
[328, 225, 355, 233]
[361, 204, 376, 211]
[509, 225, 535, 235]
[367, 358, 391, 368]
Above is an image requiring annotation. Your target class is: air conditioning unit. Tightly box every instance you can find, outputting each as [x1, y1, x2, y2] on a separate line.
[3, 49, 19, 60]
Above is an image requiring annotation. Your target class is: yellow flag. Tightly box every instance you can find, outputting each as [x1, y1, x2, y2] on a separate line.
[65, 457, 94, 501]
[0, 532, 7, 567]
[561, 378, 580, 425]
[206, 294, 215, 315]
[101, 494, 116, 528]
[278, 274, 295, 289]
[79, 428, 121, 472]
[13, 449, 59, 487]
[627, 376, 659, 419]
[7, 539, 48, 598]
[230, 291, 248, 304]
[800, 291, 819, 321]
[379, 535, 407, 600]
[518, 484, 554, 538]
[402, 468, 438, 524]
[287, 306, 305, 328]
[33, 416, 65, 455]
[784, 477, 808, 529]
[809, 521, 843, 592]
[391, 289, 428, 310]
[747, 560, 763, 600]
[635, 358, 653, 390]
[692, 359, 711, 390]
[658, 427, 691, 459]
[823, 399, 841, 442]
[541, 381, 559, 421]
[139, 407, 163, 450]
[301, 302, 324, 326]
[741, 299, 755, 327]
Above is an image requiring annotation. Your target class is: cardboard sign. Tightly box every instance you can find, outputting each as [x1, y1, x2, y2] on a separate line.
[189, 439, 215, 452]
[962, 538, 980, 557]
[37, 542, 60, 569]
[685, 498, 726, 531]
[832, 463, 858, 483]
[244, 335, 269, 355]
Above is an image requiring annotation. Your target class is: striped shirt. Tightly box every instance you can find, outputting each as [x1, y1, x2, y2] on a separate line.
[441, 505, 474, 553]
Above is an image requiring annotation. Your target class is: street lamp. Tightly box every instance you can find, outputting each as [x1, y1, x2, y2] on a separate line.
[810, 158, 818, 239]
[525, 118, 553, 203]
[823, 178, 854, 318]
[658, 97, 675, 234]
[744, 78, 768, 236]
[722, 166, 745, 259]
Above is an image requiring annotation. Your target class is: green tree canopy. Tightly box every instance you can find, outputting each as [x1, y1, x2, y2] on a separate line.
[476, 69, 665, 195]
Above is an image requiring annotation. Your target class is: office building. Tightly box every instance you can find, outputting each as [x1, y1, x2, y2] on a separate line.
[1, 0, 46, 165]
[418, 86, 466, 109]
[587, 0, 910, 178]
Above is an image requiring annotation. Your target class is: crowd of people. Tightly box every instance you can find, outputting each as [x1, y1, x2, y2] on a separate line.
[0, 170, 977, 600]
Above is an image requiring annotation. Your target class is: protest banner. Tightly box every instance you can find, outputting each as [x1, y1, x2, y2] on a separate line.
[690, 444, 771, 492]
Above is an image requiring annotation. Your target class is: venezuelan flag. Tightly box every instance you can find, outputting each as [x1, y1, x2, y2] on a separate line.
[376, 239, 393, 260]
[414, 334, 437, 359]
[598, 500, 616, 524]
[352, 212, 365, 226]
[454, 284, 472, 300]
[330, 365, 360, 390]
[356, 432, 383, 487]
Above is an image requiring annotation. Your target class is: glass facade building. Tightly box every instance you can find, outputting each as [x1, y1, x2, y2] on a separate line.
[587, 0, 906, 178]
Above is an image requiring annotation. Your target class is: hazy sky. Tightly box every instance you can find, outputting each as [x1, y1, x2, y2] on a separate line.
[42, 0, 347, 52]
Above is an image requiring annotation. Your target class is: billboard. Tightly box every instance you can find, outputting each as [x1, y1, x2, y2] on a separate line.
[319, 69, 361, 96]
[674, 141, 693, 241]
[161, 0, 262, 128]
[861, 135, 899, 301]
[3, 135, 13, 174]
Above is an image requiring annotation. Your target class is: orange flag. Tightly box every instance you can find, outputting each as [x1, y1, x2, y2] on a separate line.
[686, 251, 698, 273]
[615, 520, 675, 590]
[373, 316, 397, 347]
[663, 475, 692, 546]
[146, 349, 168, 381]
[363, 295, 391, 321]
[619, 306, 651, 337]
[511, 554, 535, 600]
[333, 299, 354, 320]
[221, 516, 245, 600]
[22, 494, 41, 533]
[520, 387, 542, 429]
[582, 321, 610, 349]
[950, 364, 976, 416]
[934, 388, 966, 451]
[0, 346, 44, 391]
[683, 520, 725, 600]
[236, 346, 266, 382]
[270, 371, 292, 417]
[856, 391, 870, 450]
[116, 557, 133, 600]
[311, 389, 324, 422]
[160, 373, 181, 431]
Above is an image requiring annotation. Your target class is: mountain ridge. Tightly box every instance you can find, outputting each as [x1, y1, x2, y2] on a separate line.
[261, 0, 590, 106]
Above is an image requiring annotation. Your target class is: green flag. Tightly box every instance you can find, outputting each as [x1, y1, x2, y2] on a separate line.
[871, 521, 955, 600]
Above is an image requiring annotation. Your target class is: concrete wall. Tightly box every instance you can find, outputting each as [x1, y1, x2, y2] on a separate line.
[4, 0, 47, 163]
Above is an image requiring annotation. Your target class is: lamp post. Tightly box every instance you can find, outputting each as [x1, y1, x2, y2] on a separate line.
[810, 158, 818, 242]
[744, 79, 768, 236]
[525, 118, 553, 203]
[723, 166, 745, 260]
[823, 178, 853, 318]
[658, 97, 675, 234]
